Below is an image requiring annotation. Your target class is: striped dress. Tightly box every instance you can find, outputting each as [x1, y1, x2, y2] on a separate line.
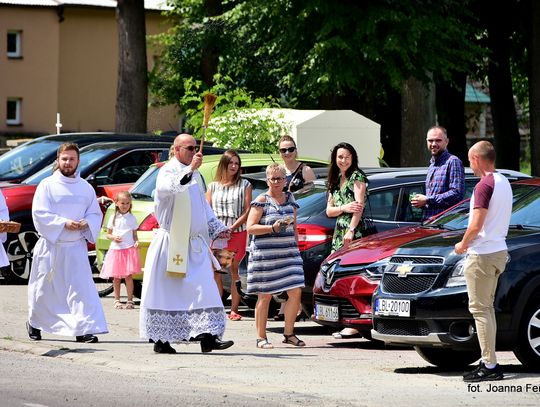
[246, 192, 305, 294]
[207, 179, 251, 231]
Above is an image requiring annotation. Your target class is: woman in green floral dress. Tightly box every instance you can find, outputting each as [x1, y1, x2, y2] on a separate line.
[326, 142, 368, 253]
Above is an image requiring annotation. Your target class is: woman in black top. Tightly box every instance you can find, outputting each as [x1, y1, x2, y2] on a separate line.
[278, 135, 316, 192]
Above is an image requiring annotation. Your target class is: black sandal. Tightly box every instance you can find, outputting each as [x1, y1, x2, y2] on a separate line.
[282, 334, 305, 347]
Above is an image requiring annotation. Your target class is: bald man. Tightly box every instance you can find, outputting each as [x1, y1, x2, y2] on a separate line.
[455, 141, 512, 382]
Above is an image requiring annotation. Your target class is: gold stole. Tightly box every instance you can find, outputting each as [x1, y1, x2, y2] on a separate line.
[166, 189, 191, 278]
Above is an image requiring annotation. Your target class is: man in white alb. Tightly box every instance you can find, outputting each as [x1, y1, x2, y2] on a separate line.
[140, 133, 234, 354]
[27, 143, 107, 343]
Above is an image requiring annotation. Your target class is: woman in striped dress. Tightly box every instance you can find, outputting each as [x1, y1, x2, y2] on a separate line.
[246, 163, 305, 349]
[206, 150, 252, 321]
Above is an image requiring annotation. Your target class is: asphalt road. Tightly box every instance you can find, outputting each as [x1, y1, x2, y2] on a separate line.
[0, 285, 539, 406]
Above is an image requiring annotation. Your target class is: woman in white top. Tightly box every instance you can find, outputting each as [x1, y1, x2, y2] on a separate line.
[206, 150, 252, 320]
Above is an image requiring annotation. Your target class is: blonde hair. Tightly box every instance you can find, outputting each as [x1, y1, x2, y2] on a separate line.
[112, 190, 133, 227]
[266, 162, 286, 178]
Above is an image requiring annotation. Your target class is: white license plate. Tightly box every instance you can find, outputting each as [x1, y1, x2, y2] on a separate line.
[374, 298, 411, 317]
[314, 303, 339, 322]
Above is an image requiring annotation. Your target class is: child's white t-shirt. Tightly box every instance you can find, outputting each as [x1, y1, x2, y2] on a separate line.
[107, 212, 138, 250]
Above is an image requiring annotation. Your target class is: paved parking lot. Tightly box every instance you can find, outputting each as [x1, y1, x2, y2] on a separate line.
[1, 285, 538, 406]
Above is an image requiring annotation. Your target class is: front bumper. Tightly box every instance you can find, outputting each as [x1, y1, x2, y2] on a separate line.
[370, 288, 479, 349]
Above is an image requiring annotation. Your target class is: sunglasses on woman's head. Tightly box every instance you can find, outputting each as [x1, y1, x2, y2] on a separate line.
[279, 147, 296, 154]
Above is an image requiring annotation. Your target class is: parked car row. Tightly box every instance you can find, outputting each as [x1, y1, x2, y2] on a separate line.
[94, 154, 329, 297]
[266, 167, 528, 315]
[0, 132, 227, 283]
[371, 177, 540, 370]
[311, 177, 540, 370]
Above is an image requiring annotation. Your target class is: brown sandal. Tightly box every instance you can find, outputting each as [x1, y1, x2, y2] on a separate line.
[282, 334, 305, 347]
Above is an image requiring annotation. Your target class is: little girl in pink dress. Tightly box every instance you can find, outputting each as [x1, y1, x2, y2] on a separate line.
[99, 191, 141, 309]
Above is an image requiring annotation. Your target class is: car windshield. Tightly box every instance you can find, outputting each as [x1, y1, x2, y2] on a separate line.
[426, 183, 540, 230]
[23, 145, 122, 185]
[130, 165, 160, 201]
[0, 139, 63, 180]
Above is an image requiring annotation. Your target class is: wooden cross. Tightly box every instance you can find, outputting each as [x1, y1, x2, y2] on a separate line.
[172, 254, 183, 265]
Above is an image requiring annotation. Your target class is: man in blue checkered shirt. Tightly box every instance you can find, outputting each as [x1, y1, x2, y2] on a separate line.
[411, 126, 465, 220]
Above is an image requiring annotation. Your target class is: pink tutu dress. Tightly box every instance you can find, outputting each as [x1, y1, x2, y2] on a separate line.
[99, 212, 141, 278]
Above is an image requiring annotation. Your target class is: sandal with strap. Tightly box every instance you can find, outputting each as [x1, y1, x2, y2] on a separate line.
[125, 300, 135, 310]
[228, 311, 242, 321]
[114, 300, 124, 309]
[256, 338, 274, 349]
[282, 334, 305, 347]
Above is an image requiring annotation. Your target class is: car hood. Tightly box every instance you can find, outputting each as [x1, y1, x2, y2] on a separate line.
[327, 226, 446, 266]
[393, 227, 540, 263]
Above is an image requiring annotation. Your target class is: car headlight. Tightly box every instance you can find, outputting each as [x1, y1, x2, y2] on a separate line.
[359, 257, 392, 280]
[445, 257, 467, 287]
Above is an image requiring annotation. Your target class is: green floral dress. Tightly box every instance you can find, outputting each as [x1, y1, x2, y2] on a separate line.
[330, 169, 368, 253]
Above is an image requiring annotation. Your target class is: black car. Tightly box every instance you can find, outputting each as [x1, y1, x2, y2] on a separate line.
[0, 132, 182, 184]
[237, 168, 530, 314]
[371, 178, 540, 370]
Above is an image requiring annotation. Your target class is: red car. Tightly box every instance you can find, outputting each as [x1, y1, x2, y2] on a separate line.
[312, 225, 447, 337]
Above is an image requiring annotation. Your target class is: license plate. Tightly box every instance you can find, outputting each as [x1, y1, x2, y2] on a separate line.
[374, 298, 411, 317]
[314, 303, 339, 322]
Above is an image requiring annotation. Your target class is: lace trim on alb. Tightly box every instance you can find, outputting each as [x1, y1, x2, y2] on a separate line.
[140, 307, 226, 342]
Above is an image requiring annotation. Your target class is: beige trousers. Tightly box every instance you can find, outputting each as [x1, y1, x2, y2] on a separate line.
[464, 250, 507, 365]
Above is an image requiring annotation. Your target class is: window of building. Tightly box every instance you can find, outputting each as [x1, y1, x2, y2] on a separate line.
[6, 98, 22, 125]
[7, 31, 22, 58]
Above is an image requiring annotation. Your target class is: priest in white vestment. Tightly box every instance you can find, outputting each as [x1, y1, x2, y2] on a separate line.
[27, 143, 107, 343]
[140, 134, 234, 354]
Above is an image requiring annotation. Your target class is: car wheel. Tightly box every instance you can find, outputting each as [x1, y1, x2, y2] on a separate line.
[5, 226, 39, 283]
[91, 262, 114, 297]
[414, 346, 480, 369]
[513, 295, 540, 371]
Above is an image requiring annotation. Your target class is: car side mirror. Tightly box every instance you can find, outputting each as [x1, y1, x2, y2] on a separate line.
[87, 174, 97, 188]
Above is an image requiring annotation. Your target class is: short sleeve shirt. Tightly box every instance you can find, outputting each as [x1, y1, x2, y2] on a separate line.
[107, 212, 138, 250]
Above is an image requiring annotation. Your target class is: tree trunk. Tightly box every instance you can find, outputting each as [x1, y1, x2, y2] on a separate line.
[435, 73, 468, 164]
[400, 76, 436, 166]
[529, 0, 540, 176]
[486, 5, 520, 170]
[115, 0, 148, 133]
[201, 0, 223, 87]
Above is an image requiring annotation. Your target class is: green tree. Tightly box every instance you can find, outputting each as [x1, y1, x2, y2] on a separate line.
[179, 76, 291, 152]
[151, 1, 483, 164]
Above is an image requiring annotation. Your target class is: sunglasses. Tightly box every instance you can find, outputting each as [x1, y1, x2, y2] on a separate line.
[179, 145, 200, 152]
[279, 147, 296, 154]
[268, 177, 285, 183]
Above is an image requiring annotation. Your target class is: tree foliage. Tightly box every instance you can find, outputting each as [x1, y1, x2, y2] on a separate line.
[179, 75, 291, 152]
[152, 0, 481, 112]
